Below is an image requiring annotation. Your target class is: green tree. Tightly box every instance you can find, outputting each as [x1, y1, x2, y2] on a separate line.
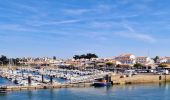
[53, 56, 56, 60]
[153, 56, 159, 63]
[0, 55, 9, 65]
[80, 54, 86, 59]
[106, 62, 114, 66]
[116, 64, 121, 68]
[86, 53, 98, 59]
[73, 55, 80, 60]
[73, 53, 98, 60]
[133, 63, 143, 69]
[158, 64, 167, 68]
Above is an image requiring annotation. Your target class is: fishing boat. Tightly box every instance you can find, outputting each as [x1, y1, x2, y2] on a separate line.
[93, 81, 112, 87]
[93, 79, 112, 87]
[93, 75, 113, 87]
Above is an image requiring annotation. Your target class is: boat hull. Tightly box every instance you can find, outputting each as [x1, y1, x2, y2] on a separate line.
[93, 82, 112, 87]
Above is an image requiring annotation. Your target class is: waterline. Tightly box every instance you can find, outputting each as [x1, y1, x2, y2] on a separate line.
[0, 83, 170, 100]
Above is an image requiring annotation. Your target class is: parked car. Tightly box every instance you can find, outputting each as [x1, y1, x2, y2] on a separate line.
[135, 69, 148, 73]
[124, 70, 137, 76]
[155, 70, 169, 75]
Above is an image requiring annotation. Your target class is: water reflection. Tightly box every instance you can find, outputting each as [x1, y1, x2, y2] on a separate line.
[49, 89, 54, 100]
[28, 91, 33, 100]
[0, 83, 170, 100]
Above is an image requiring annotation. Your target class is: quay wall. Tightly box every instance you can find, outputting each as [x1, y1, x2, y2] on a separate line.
[0, 83, 93, 92]
[111, 74, 170, 85]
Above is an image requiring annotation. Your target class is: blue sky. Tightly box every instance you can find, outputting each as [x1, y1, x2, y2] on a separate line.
[0, 0, 170, 58]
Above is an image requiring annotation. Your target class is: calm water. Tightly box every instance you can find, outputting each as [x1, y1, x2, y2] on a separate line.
[0, 82, 170, 100]
[0, 77, 14, 86]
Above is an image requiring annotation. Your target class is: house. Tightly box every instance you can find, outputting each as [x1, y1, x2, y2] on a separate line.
[136, 57, 154, 65]
[157, 57, 170, 64]
[136, 57, 155, 69]
[115, 54, 136, 66]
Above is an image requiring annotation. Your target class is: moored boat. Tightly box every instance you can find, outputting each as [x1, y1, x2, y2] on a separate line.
[0, 86, 8, 94]
[93, 77, 113, 87]
[93, 82, 112, 87]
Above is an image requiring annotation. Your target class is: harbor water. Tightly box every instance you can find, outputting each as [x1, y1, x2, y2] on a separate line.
[0, 78, 170, 100]
[0, 77, 14, 86]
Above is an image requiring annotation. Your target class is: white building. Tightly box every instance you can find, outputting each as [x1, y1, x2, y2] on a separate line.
[136, 57, 154, 65]
[115, 54, 136, 65]
[157, 57, 170, 63]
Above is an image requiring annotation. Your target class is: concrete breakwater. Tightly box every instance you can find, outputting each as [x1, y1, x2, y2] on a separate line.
[111, 74, 170, 85]
[0, 83, 92, 92]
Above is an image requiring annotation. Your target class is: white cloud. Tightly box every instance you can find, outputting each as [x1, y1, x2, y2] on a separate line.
[26, 19, 80, 26]
[63, 9, 90, 15]
[62, 4, 113, 15]
[115, 32, 156, 43]
[0, 24, 37, 32]
[95, 4, 113, 12]
[115, 24, 156, 43]
[90, 22, 113, 29]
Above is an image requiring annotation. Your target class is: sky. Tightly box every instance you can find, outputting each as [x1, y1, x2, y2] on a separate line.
[0, 0, 170, 58]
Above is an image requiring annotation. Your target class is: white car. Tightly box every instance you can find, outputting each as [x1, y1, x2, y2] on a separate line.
[156, 70, 169, 75]
[124, 70, 137, 75]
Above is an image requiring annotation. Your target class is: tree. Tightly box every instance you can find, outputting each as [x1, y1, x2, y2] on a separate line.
[53, 56, 56, 60]
[0, 55, 9, 65]
[158, 64, 167, 68]
[12, 58, 21, 66]
[133, 63, 143, 69]
[86, 53, 98, 59]
[106, 62, 114, 66]
[73, 55, 80, 60]
[80, 54, 86, 59]
[153, 56, 159, 63]
[73, 53, 98, 60]
[116, 64, 121, 68]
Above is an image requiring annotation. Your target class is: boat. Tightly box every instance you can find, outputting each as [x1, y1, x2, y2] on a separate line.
[93, 78, 113, 87]
[0, 90, 7, 94]
[93, 82, 112, 87]
[0, 87, 8, 94]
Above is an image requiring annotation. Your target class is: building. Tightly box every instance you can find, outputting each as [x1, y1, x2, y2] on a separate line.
[19, 57, 63, 66]
[157, 57, 170, 64]
[115, 54, 136, 65]
[136, 57, 154, 65]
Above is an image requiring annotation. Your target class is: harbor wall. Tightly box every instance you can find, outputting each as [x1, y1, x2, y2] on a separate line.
[0, 83, 93, 92]
[111, 74, 170, 85]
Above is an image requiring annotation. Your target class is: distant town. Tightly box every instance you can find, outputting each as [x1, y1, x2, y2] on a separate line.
[0, 53, 170, 94]
[0, 53, 169, 70]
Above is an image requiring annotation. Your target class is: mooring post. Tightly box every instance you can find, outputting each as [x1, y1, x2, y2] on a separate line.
[42, 74, 44, 83]
[28, 75, 31, 86]
[50, 75, 53, 85]
[159, 75, 162, 80]
[106, 75, 110, 82]
[22, 70, 24, 77]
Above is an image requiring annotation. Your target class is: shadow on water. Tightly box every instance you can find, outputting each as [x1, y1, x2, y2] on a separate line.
[28, 90, 33, 100]
[1, 82, 170, 100]
[93, 82, 170, 93]
[158, 82, 170, 90]
[0, 94, 7, 96]
[0, 93, 8, 100]
[93, 86, 113, 93]
[49, 89, 55, 99]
